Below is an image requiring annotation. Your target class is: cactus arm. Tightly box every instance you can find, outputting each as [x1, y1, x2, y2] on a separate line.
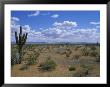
[25, 33, 28, 43]
[15, 32, 18, 45]
[20, 26, 22, 35]
[19, 33, 21, 45]
[14, 26, 28, 64]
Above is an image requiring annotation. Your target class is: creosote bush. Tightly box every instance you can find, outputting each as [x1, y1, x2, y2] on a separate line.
[65, 49, 72, 57]
[73, 54, 80, 59]
[38, 58, 57, 71]
[81, 48, 89, 56]
[90, 46, 96, 50]
[11, 52, 17, 66]
[26, 55, 38, 65]
[89, 51, 98, 57]
[80, 64, 93, 70]
[69, 66, 76, 71]
[73, 68, 89, 77]
[11, 45, 18, 66]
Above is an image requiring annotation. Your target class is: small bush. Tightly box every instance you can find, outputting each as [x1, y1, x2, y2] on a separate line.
[11, 55, 16, 66]
[65, 49, 72, 57]
[69, 66, 76, 71]
[38, 58, 57, 71]
[81, 48, 89, 56]
[95, 56, 100, 62]
[89, 51, 98, 57]
[35, 52, 40, 57]
[73, 54, 80, 59]
[11, 46, 18, 66]
[74, 46, 80, 51]
[66, 53, 70, 57]
[73, 68, 89, 77]
[26, 55, 38, 65]
[56, 48, 66, 55]
[90, 46, 96, 50]
[80, 64, 93, 70]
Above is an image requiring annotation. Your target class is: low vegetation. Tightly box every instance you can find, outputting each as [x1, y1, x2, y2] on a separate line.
[38, 57, 57, 71]
[11, 43, 100, 77]
[69, 66, 76, 71]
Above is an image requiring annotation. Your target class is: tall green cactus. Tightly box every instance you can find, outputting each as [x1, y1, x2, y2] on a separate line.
[15, 26, 28, 64]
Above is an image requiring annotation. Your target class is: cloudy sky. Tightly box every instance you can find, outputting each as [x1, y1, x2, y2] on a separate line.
[11, 11, 100, 43]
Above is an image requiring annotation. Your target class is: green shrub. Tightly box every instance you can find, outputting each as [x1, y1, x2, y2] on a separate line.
[89, 51, 98, 57]
[69, 66, 76, 71]
[11, 54, 16, 66]
[74, 46, 79, 51]
[81, 48, 89, 56]
[80, 64, 93, 70]
[34, 52, 40, 57]
[65, 49, 72, 57]
[26, 55, 38, 65]
[73, 68, 89, 77]
[11, 46, 18, 66]
[56, 48, 66, 55]
[38, 58, 57, 71]
[90, 46, 96, 50]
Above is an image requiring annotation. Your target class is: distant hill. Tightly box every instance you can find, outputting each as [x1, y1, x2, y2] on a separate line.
[11, 41, 99, 45]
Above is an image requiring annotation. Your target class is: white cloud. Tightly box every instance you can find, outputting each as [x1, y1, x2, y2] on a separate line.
[11, 18, 46, 42]
[11, 19, 99, 43]
[11, 17, 20, 21]
[51, 14, 59, 18]
[28, 11, 40, 17]
[90, 21, 100, 25]
[40, 20, 99, 43]
[53, 21, 77, 28]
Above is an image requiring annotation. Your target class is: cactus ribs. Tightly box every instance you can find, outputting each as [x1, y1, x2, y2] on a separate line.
[15, 26, 28, 64]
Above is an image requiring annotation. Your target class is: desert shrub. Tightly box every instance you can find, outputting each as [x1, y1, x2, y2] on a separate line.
[74, 46, 82, 50]
[65, 49, 72, 57]
[11, 52, 21, 66]
[80, 64, 93, 70]
[56, 48, 66, 55]
[73, 68, 89, 77]
[26, 58, 36, 65]
[38, 58, 57, 71]
[66, 53, 70, 57]
[66, 49, 72, 54]
[35, 52, 40, 57]
[95, 56, 100, 62]
[11, 45, 18, 66]
[81, 48, 89, 56]
[90, 46, 96, 50]
[73, 54, 80, 59]
[74, 46, 79, 51]
[19, 64, 28, 70]
[89, 51, 98, 57]
[69, 66, 76, 71]
[26, 55, 38, 65]
[11, 51, 16, 66]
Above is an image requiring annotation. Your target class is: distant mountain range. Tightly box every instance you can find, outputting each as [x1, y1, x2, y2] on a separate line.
[11, 42, 99, 45]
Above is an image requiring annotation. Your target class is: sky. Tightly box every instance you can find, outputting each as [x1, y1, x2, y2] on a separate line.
[11, 11, 100, 43]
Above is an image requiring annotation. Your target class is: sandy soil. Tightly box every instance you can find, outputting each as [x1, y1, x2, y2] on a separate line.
[11, 44, 100, 77]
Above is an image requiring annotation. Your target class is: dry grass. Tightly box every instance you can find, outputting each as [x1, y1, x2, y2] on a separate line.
[11, 44, 100, 77]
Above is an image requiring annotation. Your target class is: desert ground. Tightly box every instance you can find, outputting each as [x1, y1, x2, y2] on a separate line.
[11, 44, 100, 77]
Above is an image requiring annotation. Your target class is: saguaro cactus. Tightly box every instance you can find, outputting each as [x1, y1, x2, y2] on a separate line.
[15, 26, 28, 64]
